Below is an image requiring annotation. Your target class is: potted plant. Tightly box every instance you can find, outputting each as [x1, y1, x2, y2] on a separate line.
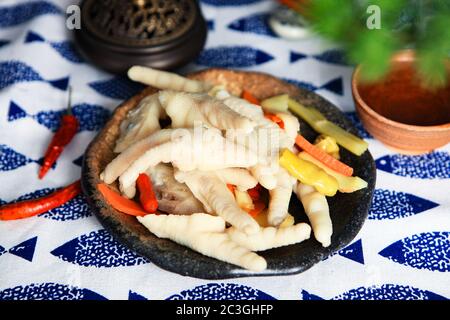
[302, 0, 450, 153]
[306, 0, 449, 85]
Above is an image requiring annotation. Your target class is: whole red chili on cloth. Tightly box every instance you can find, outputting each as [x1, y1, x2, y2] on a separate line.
[0, 180, 81, 221]
[38, 86, 79, 179]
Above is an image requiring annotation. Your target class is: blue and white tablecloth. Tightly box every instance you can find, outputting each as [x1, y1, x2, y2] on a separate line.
[0, 0, 449, 300]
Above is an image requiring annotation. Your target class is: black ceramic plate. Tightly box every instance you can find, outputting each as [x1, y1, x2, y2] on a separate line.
[81, 69, 376, 279]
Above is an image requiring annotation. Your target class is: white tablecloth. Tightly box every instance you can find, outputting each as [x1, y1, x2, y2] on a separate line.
[0, 0, 449, 300]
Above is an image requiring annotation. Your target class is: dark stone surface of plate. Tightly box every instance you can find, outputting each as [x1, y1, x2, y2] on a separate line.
[81, 69, 376, 279]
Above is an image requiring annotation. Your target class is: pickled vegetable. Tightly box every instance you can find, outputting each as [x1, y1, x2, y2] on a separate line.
[261, 94, 289, 113]
[288, 99, 368, 156]
[279, 149, 338, 196]
[298, 152, 368, 193]
[314, 135, 340, 159]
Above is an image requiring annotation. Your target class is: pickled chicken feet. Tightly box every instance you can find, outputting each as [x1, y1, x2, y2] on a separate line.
[174, 170, 260, 235]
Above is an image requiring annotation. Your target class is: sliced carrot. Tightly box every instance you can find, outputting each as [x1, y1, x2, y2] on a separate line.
[247, 201, 265, 217]
[137, 173, 158, 213]
[295, 134, 354, 177]
[241, 90, 260, 105]
[264, 112, 285, 129]
[97, 183, 149, 216]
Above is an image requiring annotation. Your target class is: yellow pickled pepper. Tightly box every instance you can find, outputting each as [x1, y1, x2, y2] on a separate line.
[279, 149, 339, 196]
[314, 135, 340, 159]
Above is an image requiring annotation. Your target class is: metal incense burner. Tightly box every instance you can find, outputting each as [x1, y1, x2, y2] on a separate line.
[75, 0, 207, 73]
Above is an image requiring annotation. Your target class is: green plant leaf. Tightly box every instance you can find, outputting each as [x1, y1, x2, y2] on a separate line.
[349, 29, 398, 81]
[309, 0, 356, 41]
[416, 12, 450, 87]
[307, 0, 449, 86]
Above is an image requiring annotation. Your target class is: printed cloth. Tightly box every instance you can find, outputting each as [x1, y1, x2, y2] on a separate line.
[0, 0, 448, 300]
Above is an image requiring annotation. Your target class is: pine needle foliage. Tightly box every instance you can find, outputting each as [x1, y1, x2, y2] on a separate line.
[308, 0, 450, 87]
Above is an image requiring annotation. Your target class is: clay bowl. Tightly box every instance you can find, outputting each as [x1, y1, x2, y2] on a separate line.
[352, 50, 450, 154]
[82, 69, 376, 279]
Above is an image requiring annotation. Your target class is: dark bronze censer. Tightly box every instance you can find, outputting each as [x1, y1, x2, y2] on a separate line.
[74, 0, 207, 74]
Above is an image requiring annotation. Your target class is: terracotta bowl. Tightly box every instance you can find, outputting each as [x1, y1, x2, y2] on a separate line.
[352, 50, 450, 154]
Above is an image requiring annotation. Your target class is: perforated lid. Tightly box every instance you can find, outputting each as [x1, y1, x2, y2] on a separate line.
[74, 0, 207, 74]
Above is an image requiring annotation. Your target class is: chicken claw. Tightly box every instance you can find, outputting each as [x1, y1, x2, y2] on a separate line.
[214, 168, 258, 191]
[267, 168, 296, 226]
[128, 66, 212, 93]
[101, 129, 174, 185]
[295, 183, 332, 247]
[114, 94, 166, 153]
[145, 164, 205, 215]
[158, 91, 255, 133]
[137, 213, 267, 271]
[119, 128, 258, 198]
[174, 170, 260, 235]
[275, 112, 300, 142]
[227, 222, 311, 251]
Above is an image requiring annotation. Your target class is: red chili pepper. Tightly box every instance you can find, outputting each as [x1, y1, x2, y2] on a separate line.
[98, 183, 149, 217]
[241, 90, 261, 105]
[0, 180, 81, 220]
[226, 184, 236, 195]
[247, 200, 265, 218]
[247, 184, 262, 201]
[39, 86, 78, 179]
[136, 173, 158, 213]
